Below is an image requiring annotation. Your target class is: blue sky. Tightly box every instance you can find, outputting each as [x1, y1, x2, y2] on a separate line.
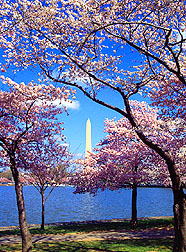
[0, 6, 185, 161]
[0, 24, 157, 159]
[0, 66, 123, 155]
[0, 49, 146, 158]
[63, 88, 124, 155]
[0, 35, 152, 159]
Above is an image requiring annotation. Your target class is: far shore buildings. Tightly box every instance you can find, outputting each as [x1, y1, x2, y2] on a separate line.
[0, 177, 13, 185]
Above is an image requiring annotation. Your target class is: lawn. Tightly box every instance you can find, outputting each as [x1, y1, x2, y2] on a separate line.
[0, 218, 174, 252]
[0, 217, 174, 236]
[0, 239, 173, 252]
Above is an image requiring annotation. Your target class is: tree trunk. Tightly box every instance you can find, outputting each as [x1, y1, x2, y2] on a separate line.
[123, 98, 186, 251]
[11, 164, 32, 252]
[41, 190, 45, 230]
[173, 188, 186, 252]
[130, 184, 138, 228]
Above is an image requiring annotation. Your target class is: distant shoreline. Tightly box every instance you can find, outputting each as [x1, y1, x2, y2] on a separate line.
[0, 183, 14, 186]
[0, 183, 38, 186]
[0, 183, 172, 188]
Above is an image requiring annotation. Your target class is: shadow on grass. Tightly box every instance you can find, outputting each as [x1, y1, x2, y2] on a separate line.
[0, 229, 21, 237]
[0, 217, 174, 237]
[0, 239, 173, 252]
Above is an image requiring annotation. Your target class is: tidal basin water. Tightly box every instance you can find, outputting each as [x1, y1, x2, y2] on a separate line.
[0, 185, 173, 227]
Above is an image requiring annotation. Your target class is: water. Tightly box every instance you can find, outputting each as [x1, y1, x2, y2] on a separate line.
[0, 185, 173, 227]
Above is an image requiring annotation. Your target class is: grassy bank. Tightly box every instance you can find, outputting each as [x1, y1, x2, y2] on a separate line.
[0, 239, 173, 252]
[0, 218, 174, 252]
[0, 217, 174, 236]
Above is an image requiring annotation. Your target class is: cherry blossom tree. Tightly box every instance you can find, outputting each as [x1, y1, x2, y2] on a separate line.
[21, 140, 70, 230]
[0, 77, 73, 252]
[23, 156, 69, 230]
[71, 101, 186, 226]
[72, 150, 162, 227]
[0, 1, 186, 250]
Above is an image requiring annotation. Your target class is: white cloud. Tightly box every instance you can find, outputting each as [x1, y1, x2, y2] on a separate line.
[179, 29, 186, 49]
[52, 69, 90, 89]
[175, 27, 186, 49]
[34, 98, 80, 110]
[61, 142, 70, 147]
[60, 99, 80, 110]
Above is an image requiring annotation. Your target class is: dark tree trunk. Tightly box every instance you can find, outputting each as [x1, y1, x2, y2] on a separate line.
[41, 190, 45, 230]
[130, 183, 138, 228]
[173, 188, 186, 252]
[11, 162, 32, 252]
[164, 157, 186, 252]
[123, 97, 186, 251]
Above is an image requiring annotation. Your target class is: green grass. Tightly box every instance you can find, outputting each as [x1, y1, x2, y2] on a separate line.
[0, 239, 173, 252]
[0, 217, 174, 237]
[0, 218, 174, 251]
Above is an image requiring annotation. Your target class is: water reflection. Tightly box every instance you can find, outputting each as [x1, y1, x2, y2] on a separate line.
[0, 186, 173, 227]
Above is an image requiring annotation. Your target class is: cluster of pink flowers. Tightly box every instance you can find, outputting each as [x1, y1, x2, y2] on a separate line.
[71, 101, 186, 194]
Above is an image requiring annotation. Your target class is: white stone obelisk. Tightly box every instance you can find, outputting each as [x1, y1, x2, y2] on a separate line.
[85, 118, 92, 157]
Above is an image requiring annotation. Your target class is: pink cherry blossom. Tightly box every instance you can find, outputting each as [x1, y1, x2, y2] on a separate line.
[71, 101, 186, 224]
[0, 0, 186, 249]
[0, 77, 72, 250]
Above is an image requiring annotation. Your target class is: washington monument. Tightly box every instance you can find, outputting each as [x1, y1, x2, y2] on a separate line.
[85, 118, 92, 157]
